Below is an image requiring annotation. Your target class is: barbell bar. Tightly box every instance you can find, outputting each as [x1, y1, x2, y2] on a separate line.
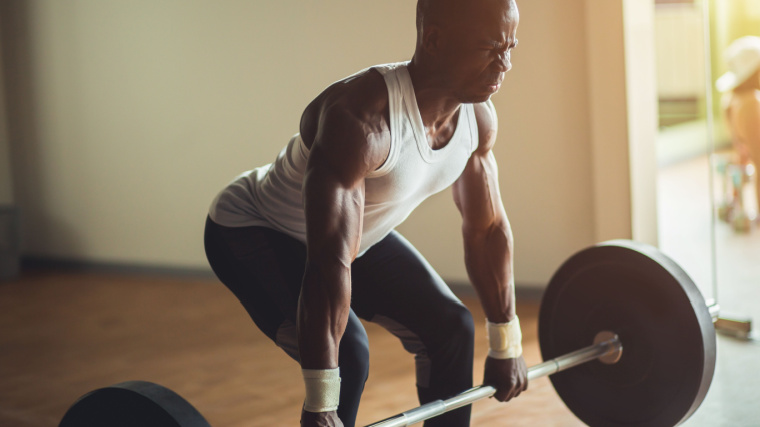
[367, 332, 622, 427]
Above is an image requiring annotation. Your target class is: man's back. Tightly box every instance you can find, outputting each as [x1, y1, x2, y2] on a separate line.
[208, 62, 479, 255]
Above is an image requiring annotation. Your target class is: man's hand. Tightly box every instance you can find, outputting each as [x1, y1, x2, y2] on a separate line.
[301, 409, 343, 427]
[483, 355, 528, 402]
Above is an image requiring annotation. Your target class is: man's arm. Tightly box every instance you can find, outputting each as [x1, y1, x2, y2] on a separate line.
[298, 97, 388, 425]
[453, 101, 514, 322]
[452, 100, 527, 402]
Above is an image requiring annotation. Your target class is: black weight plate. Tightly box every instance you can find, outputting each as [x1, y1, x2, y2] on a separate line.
[538, 240, 716, 427]
[59, 380, 211, 427]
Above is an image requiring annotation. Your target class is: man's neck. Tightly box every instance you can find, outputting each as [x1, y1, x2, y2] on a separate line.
[406, 59, 464, 150]
[407, 59, 463, 132]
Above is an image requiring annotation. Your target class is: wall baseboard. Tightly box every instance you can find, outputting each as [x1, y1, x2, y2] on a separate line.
[20, 256, 546, 302]
[21, 256, 216, 279]
[447, 281, 545, 303]
[0, 205, 20, 281]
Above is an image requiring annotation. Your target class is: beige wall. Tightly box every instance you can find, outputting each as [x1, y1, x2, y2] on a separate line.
[4, 0, 654, 287]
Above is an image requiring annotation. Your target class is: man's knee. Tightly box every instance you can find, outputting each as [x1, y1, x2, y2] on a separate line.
[441, 303, 475, 345]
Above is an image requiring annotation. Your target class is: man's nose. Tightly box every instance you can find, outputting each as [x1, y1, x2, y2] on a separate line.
[495, 51, 511, 72]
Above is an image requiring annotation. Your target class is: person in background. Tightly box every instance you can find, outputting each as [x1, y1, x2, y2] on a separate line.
[717, 36, 760, 227]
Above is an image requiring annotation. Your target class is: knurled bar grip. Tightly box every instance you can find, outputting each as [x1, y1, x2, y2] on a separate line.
[366, 335, 622, 427]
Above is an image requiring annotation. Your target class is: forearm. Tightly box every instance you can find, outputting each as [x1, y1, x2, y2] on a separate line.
[297, 262, 352, 370]
[463, 222, 516, 323]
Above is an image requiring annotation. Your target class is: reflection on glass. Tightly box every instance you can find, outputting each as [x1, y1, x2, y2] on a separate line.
[708, 0, 760, 325]
[654, 0, 716, 303]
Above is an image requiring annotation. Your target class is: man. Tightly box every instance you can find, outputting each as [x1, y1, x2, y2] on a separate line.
[204, 0, 527, 425]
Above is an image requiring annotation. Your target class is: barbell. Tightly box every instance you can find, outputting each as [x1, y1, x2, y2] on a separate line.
[59, 240, 717, 427]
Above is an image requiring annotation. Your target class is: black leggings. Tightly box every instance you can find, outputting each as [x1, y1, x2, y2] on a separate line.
[204, 217, 474, 427]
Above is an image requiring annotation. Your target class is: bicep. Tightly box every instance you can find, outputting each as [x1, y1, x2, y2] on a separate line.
[302, 107, 382, 263]
[453, 149, 507, 233]
[303, 158, 365, 264]
[454, 102, 506, 231]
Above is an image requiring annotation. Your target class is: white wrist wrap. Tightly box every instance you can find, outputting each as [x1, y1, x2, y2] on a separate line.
[487, 317, 523, 359]
[302, 368, 341, 412]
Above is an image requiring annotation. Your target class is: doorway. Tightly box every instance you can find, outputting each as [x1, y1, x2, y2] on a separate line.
[654, 0, 759, 423]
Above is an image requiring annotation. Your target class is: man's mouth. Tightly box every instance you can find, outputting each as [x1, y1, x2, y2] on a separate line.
[486, 75, 504, 92]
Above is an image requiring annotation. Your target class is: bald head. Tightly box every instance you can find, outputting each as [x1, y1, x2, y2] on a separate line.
[410, 0, 519, 103]
[416, 0, 517, 34]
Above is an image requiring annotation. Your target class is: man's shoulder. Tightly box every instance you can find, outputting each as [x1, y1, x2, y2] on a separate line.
[322, 66, 390, 118]
[473, 99, 497, 126]
[300, 66, 392, 147]
[472, 100, 498, 151]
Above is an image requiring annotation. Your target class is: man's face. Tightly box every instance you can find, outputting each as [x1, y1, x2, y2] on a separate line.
[436, 1, 519, 103]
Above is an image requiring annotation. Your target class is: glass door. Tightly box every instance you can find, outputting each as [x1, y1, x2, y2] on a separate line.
[655, 0, 759, 337]
[707, 0, 760, 336]
[654, 0, 718, 307]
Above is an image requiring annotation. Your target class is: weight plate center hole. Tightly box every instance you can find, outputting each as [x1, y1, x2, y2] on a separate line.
[594, 331, 623, 365]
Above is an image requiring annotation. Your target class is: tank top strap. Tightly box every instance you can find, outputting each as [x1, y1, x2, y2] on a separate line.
[465, 103, 480, 155]
[368, 62, 409, 177]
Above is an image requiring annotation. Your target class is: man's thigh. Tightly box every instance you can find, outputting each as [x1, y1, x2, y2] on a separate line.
[350, 231, 471, 351]
[352, 231, 465, 316]
[205, 219, 305, 342]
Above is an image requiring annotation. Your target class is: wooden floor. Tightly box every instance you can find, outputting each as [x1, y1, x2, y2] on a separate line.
[0, 271, 584, 427]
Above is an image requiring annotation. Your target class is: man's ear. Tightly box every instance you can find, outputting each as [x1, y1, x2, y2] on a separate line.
[421, 25, 442, 56]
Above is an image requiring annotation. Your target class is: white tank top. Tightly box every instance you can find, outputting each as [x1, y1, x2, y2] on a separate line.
[208, 62, 480, 255]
